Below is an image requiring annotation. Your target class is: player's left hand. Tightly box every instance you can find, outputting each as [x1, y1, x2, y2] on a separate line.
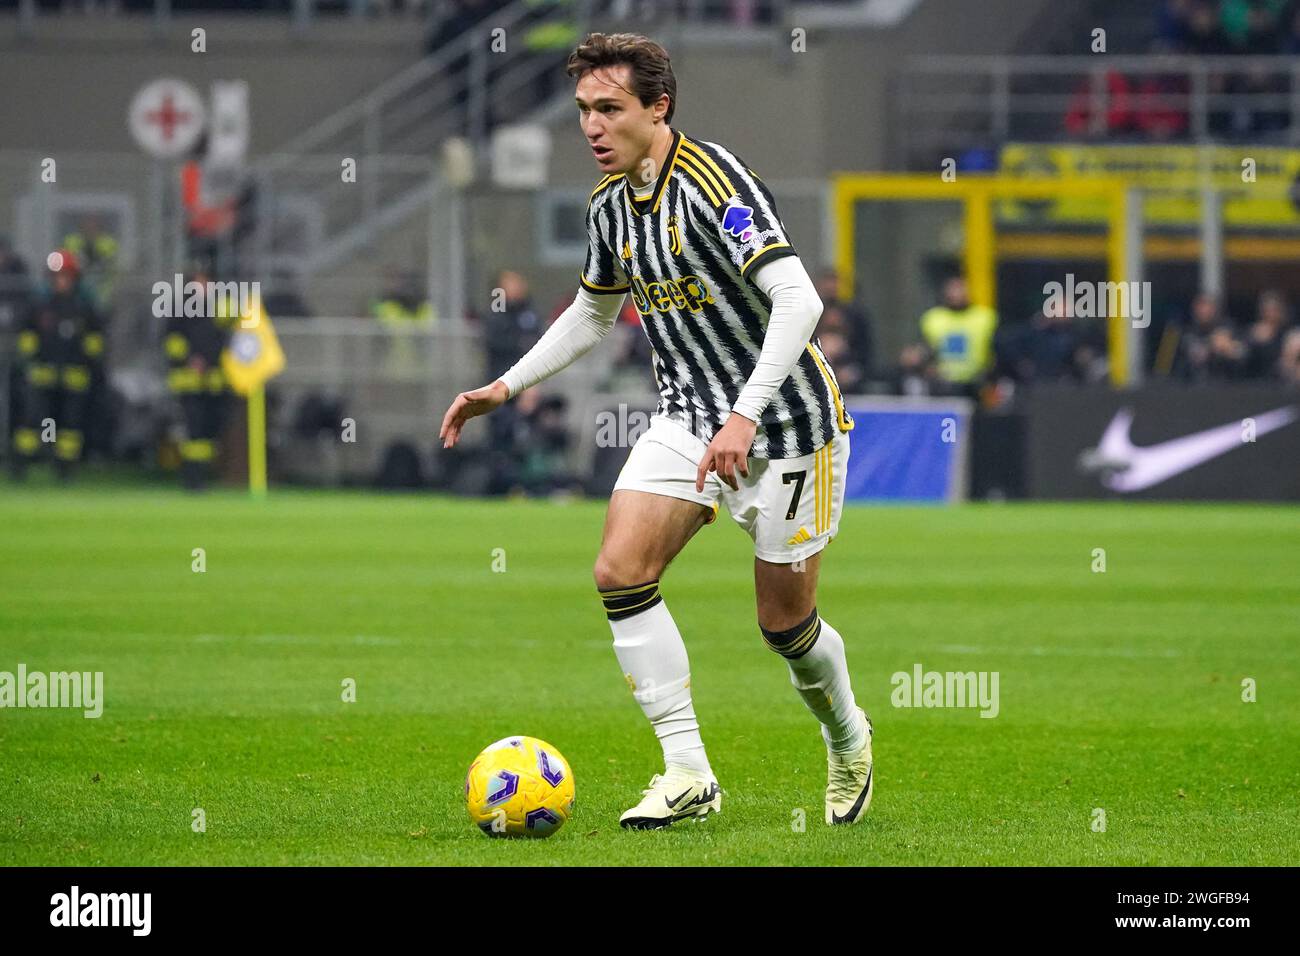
[697, 413, 757, 492]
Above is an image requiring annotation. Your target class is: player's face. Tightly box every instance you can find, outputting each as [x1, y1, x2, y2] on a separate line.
[575, 65, 659, 178]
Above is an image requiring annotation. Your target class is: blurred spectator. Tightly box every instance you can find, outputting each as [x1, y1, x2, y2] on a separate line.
[1225, 62, 1290, 136]
[372, 269, 434, 376]
[483, 269, 541, 382]
[163, 263, 234, 491]
[516, 391, 580, 496]
[1136, 70, 1192, 139]
[1065, 68, 1190, 140]
[1002, 307, 1071, 383]
[1156, 0, 1196, 48]
[916, 276, 998, 396]
[372, 269, 434, 325]
[519, 0, 582, 117]
[1172, 291, 1248, 381]
[2, 240, 33, 471]
[1065, 71, 1139, 138]
[1071, 320, 1111, 384]
[993, 301, 1108, 386]
[482, 270, 541, 448]
[1219, 0, 1288, 49]
[1184, 0, 1234, 54]
[1279, 325, 1300, 385]
[11, 250, 103, 481]
[1243, 289, 1292, 378]
[1074, 0, 1300, 142]
[1155, 0, 1294, 137]
[181, 135, 237, 273]
[487, 389, 580, 497]
[1284, 4, 1300, 53]
[887, 342, 940, 397]
[61, 215, 119, 314]
[813, 267, 875, 386]
[0, 238, 31, 334]
[815, 327, 862, 394]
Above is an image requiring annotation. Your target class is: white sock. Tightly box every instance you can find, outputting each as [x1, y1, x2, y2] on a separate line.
[765, 611, 868, 754]
[602, 580, 712, 777]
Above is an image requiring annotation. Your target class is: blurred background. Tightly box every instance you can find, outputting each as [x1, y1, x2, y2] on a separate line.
[2, 0, 1299, 501]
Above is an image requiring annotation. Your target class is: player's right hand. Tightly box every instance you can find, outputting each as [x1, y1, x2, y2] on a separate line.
[439, 380, 509, 449]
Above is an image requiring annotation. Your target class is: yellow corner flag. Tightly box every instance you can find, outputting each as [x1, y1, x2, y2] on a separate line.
[222, 297, 285, 497]
[222, 298, 285, 396]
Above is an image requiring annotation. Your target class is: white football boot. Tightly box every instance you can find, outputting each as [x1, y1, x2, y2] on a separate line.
[825, 709, 874, 825]
[619, 766, 722, 830]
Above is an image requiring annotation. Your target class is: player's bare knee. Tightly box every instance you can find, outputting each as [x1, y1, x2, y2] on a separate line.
[756, 583, 817, 634]
[593, 552, 659, 590]
[757, 603, 814, 635]
[592, 555, 619, 590]
[596, 560, 666, 624]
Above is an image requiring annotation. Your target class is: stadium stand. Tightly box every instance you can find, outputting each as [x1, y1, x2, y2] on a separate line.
[3, 0, 1299, 498]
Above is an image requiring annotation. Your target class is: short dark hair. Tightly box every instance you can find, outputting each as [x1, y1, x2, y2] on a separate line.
[566, 32, 676, 123]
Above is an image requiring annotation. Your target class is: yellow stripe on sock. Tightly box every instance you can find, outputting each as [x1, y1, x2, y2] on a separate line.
[617, 592, 663, 616]
[600, 581, 659, 598]
[782, 618, 821, 657]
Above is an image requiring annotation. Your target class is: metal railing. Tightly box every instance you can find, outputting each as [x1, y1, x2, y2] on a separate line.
[253, 0, 798, 271]
[268, 1, 595, 161]
[252, 0, 596, 279]
[896, 54, 1300, 167]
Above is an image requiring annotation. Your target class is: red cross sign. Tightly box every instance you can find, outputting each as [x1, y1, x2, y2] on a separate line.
[129, 78, 206, 159]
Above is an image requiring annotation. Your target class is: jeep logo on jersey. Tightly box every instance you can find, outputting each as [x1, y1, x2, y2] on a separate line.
[721, 202, 757, 242]
[629, 273, 716, 317]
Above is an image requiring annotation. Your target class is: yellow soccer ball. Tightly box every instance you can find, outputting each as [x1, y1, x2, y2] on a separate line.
[465, 736, 576, 838]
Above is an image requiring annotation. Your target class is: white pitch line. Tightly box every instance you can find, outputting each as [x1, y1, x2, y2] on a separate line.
[934, 644, 1181, 659]
[192, 634, 405, 646]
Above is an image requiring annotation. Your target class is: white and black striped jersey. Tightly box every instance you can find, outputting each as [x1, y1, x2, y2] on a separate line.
[579, 127, 854, 460]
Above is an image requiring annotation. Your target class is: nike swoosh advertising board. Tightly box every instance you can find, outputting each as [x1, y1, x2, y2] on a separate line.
[1026, 385, 1300, 500]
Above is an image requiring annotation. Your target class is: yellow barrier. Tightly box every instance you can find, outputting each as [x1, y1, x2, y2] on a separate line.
[831, 174, 1132, 387]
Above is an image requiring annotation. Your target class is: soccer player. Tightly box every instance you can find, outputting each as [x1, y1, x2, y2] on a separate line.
[440, 32, 873, 828]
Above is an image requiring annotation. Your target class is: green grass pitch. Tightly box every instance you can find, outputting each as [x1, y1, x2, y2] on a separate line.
[1, 487, 1296, 865]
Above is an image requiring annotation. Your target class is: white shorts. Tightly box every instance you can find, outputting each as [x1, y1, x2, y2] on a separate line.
[612, 414, 850, 564]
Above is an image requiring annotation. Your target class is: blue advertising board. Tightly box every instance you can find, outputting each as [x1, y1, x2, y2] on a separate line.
[841, 398, 973, 502]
